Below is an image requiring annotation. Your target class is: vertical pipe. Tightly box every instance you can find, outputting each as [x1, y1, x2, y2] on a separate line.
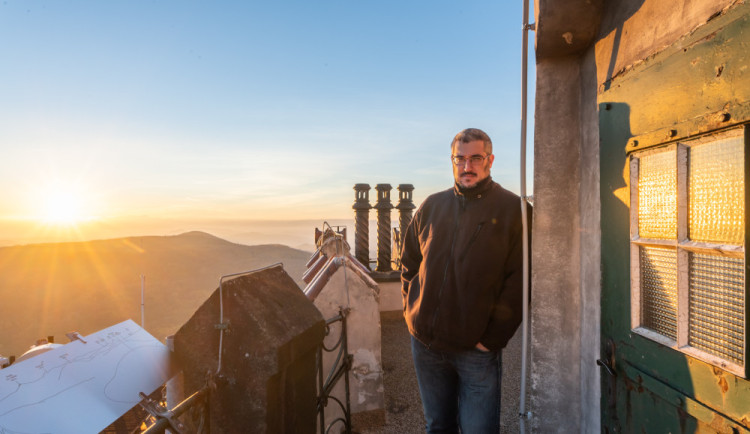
[141, 275, 145, 328]
[519, 0, 534, 431]
[374, 184, 394, 272]
[353, 184, 372, 268]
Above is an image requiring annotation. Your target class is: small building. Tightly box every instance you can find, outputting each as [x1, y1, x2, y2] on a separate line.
[531, 0, 750, 431]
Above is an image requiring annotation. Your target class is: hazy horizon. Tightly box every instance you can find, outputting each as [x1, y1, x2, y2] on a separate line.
[0, 1, 534, 235]
[0, 217, 406, 261]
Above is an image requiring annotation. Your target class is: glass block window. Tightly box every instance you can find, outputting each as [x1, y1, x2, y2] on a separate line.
[689, 253, 744, 364]
[689, 136, 745, 244]
[640, 246, 678, 340]
[630, 128, 747, 376]
[639, 150, 677, 240]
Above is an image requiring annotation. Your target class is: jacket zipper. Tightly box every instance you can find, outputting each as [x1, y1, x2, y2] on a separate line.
[461, 222, 484, 258]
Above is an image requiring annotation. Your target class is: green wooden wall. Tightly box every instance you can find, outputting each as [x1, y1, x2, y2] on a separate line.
[599, 2, 750, 432]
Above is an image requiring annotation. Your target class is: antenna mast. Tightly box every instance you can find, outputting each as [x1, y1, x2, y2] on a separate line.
[141, 275, 146, 328]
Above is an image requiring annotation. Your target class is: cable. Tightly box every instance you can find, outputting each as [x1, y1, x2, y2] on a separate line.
[518, 0, 534, 430]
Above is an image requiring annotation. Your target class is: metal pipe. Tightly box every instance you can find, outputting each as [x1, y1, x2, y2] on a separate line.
[142, 386, 208, 434]
[141, 275, 146, 328]
[519, 0, 534, 430]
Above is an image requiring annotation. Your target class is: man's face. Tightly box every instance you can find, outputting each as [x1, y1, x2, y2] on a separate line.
[452, 139, 494, 189]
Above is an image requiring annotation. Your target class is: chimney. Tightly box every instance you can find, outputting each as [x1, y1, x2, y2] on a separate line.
[352, 184, 372, 268]
[374, 184, 394, 272]
[396, 184, 416, 240]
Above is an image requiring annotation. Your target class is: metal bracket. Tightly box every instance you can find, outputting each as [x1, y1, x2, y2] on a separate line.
[138, 391, 185, 433]
[214, 320, 231, 331]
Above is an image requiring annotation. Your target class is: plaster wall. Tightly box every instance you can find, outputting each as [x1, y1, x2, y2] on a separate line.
[377, 281, 403, 312]
[578, 45, 602, 434]
[530, 56, 583, 433]
[312, 264, 385, 427]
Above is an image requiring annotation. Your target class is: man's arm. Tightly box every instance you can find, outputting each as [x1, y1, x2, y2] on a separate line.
[479, 202, 532, 350]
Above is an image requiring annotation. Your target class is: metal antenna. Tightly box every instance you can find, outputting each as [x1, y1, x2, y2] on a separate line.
[141, 275, 146, 328]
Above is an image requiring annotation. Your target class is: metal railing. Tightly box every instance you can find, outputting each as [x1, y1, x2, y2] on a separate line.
[316, 308, 352, 434]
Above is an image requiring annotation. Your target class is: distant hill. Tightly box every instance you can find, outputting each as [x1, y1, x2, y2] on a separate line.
[0, 231, 313, 358]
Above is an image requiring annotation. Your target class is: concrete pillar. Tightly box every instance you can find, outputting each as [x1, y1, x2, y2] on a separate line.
[353, 184, 372, 269]
[530, 57, 584, 434]
[374, 184, 393, 272]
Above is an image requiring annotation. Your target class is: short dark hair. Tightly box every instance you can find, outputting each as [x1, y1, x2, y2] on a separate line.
[451, 128, 493, 154]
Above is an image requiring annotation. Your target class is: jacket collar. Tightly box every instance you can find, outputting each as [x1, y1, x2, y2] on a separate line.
[453, 176, 493, 199]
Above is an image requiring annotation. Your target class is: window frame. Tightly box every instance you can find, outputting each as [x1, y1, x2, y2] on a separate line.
[629, 126, 748, 377]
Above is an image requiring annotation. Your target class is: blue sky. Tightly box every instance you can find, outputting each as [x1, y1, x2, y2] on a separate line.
[0, 1, 534, 244]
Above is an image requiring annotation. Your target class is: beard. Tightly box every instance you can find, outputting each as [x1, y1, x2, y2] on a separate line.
[456, 171, 479, 188]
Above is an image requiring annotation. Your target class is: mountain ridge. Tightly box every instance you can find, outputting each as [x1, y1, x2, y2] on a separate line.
[0, 231, 313, 357]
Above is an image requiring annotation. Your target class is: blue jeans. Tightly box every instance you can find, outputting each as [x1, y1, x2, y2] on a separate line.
[411, 336, 502, 434]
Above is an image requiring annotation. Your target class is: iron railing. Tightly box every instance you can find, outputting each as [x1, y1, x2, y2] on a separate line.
[316, 308, 352, 434]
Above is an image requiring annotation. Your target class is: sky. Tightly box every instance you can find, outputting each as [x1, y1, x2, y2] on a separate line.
[0, 1, 535, 246]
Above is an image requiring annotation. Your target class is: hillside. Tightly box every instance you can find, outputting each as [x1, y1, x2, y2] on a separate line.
[0, 231, 313, 358]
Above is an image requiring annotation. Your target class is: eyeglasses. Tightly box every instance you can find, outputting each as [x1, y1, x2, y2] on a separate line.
[451, 154, 490, 166]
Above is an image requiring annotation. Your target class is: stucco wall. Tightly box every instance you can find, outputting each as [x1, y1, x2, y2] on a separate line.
[530, 56, 583, 433]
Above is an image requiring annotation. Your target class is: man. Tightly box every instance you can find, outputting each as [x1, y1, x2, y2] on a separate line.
[400, 128, 526, 433]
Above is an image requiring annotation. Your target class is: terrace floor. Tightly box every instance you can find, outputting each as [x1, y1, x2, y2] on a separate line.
[363, 311, 523, 434]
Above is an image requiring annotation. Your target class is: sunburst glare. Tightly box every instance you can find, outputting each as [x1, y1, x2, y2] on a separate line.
[34, 182, 95, 226]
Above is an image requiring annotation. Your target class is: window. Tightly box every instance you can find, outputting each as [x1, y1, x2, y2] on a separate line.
[630, 127, 747, 376]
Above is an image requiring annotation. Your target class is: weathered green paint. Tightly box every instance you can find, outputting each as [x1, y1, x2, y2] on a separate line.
[601, 3, 750, 153]
[600, 2, 750, 432]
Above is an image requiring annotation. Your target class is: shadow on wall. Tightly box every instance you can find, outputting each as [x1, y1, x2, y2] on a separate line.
[598, 100, 695, 432]
[598, 0, 646, 91]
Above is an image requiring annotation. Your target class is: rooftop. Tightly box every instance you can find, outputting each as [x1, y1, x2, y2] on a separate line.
[372, 310, 523, 434]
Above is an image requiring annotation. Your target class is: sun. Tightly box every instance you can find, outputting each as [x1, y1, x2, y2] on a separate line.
[36, 182, 93, 225]
[42, 191, 83, 224]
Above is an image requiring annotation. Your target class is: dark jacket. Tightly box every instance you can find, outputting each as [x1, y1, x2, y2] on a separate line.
[400, 177, 527, 352]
